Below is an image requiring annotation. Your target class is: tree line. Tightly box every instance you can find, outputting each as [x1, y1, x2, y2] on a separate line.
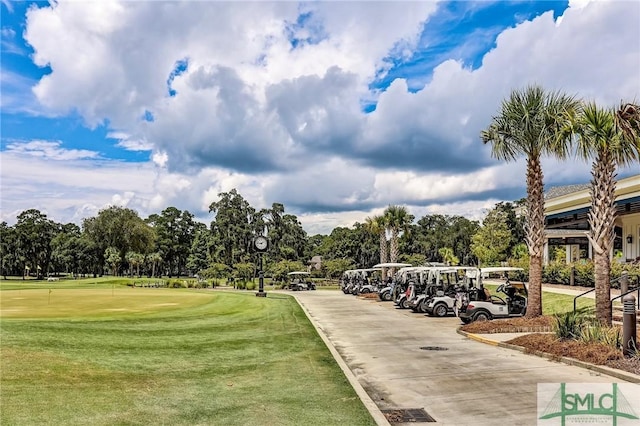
[0, 188, 526, 281]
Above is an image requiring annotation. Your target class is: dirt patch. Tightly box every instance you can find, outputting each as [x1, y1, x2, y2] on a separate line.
[358, 293, 380, 300]
[506, 333, 640, 376]
[461, 316, 554, 333]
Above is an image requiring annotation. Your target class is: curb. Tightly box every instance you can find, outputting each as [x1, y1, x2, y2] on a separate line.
[457, 328, 640, 384]
[294, 297, 391, 426]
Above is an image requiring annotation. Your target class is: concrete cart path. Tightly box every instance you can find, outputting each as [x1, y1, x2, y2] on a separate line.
[290, 290, 635, 426]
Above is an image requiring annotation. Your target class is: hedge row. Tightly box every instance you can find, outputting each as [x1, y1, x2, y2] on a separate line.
[510, 260, 640, 288]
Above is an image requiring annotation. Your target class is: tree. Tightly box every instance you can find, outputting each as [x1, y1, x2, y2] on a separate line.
[83, 206, 154, 276]
[572, 101, 640, 325]
[0, 222, 19, 278]
[147, 207, 198, 277]
[126, 251, 145, 278]
[50, 223, 82, 277]
[105, 246, 121, 276]
[209, 189, 257, 266]
[198, 263, 230, 286]
[471, 208, 512, 266]
[147, 252, 162, 278]
[438, 247, 459, 266]
[481, 85, 579, 318]
[187, 226, 212, 274]
[233, 262, 255, 286]
[384, 205, 414, 275]
[322, 258, 356, 279]
[364, 215, 388, 279]
[14, 209, 58, 279]
[269, 260, 306, 283]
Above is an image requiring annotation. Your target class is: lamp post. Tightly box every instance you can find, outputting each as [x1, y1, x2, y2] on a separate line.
[254, 236, 268, 297]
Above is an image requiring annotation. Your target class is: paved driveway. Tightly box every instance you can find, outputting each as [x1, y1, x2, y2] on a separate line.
[290, 290, 634, 426]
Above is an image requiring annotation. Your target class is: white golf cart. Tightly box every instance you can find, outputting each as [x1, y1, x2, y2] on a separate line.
[456, 267, 527, 323]
[357, 268, 382, 294]
[374, 263, 412, 301]
[423, 267, 480, 317]
[287, 271, 315, 291]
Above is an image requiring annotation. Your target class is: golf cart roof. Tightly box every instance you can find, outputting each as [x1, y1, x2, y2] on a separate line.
[287, 271, 310, 275]
[372, 262, 412, 268]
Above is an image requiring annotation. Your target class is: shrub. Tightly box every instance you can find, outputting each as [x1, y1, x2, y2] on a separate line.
[553, 310, 590, 340]
[579, 323, 621, 349]
[544, 262, 571, 285]
[168, 279, 185, 288]
[245, 281, 256, 291]
[573, 261, 594, 287]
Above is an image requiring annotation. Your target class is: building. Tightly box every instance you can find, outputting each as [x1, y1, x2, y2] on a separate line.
[309, 255, 322, 270]
[543, 174, 640, 264]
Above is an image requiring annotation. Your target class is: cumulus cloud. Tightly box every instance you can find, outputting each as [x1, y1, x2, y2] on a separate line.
[4, 140, 100, 160]
[2, 0, 638, 233]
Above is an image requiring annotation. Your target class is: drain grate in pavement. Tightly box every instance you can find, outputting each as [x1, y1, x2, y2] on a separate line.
[419, 346, 448, 351]
[382, 408, 436, 423]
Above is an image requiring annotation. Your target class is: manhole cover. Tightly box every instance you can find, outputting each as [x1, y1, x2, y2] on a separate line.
[419, 346, 448, 351]
[382, 408, 436, 423]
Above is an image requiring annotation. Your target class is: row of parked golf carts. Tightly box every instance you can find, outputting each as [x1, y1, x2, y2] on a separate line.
[340, 263, 528, 323]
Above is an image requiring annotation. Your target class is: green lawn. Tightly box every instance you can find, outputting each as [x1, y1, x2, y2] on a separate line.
[1, 285, 375, 426]
[484, 284, 594, 314]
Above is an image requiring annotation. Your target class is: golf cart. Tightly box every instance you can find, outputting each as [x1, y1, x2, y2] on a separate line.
[374, 263, 412, 301]
[423, 267, 480, 317]
[356, 268, 382, 294]
[456, 267, 527, 323]
[287, 271, 315, 291]
[395, 267, 425, 309]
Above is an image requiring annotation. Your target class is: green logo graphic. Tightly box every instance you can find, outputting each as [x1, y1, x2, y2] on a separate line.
[539, 383, 639, 425]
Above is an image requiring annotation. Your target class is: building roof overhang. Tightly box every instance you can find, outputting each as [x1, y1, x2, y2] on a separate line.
[545, 174, 640, 218]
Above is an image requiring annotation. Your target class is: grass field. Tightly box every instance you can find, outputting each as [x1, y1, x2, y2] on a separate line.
[0, 282, 375, 426]
[483, 283, 595, 314]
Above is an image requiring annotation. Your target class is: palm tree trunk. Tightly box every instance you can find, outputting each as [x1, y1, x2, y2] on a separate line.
[389, 230, 399, 277]
[524, 155, 544, 318]
[390, 230, 399, 263]
[594, 252, 612, 325]
[589, 150, 616, 325]
[380, 230, 388, 281]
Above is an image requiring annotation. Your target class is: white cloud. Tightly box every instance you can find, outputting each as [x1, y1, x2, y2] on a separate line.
[3, 0, 638, 234]
[4, 140, 100, 161]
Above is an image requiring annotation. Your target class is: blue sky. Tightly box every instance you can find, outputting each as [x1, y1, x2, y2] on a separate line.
[1, 0, 638, 234]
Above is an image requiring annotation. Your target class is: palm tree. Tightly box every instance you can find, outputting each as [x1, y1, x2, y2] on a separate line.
[365, 215, 389, 281]
[438, 247, 459, 266]
[481, 85, 579, 318]
[572, 101, 640, 325]
[384, 205, 414, 276]
[148, 251, 162, 278]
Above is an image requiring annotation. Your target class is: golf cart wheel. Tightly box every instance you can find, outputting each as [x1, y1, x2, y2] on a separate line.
[400, 298, 410, 309]
[433, 303, 448, 317]
[361, 288, 370, 294]
[381, 292, 392, 301]
[472, 311, 491, 322]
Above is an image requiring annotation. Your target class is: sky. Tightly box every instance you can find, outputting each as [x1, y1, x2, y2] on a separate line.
[1, 0, 639, 235]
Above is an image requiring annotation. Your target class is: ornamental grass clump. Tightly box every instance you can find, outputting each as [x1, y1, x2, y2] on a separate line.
[579, 323, 621, 349]
[553, 309, 591, 340]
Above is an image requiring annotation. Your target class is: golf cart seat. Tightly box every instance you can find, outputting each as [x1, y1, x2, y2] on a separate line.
[490, 295, 507, 305]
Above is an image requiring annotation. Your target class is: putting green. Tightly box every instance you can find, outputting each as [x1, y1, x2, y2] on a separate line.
[0, 288, 213, 319]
